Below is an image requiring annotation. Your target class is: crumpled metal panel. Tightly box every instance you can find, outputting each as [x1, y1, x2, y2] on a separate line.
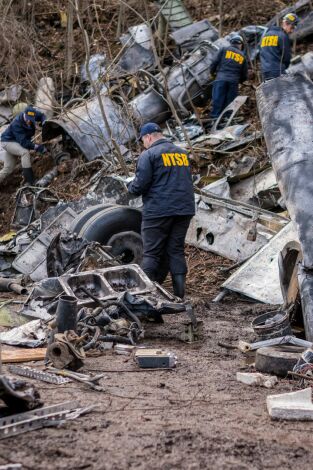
[256, 73, 313, 269]
[186, 195, 275, 261]
[223, 222, 298, 304]
[42, 95, 135, 161]
[171, 19, 219, 51]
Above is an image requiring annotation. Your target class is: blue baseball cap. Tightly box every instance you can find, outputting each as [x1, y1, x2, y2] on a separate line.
[24, 106, 37, 122]
[139, 122, 161, 139]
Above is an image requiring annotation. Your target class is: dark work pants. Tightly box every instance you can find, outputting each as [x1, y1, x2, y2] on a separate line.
[211, 80, 239, 118]
[141, 215, 193, 281]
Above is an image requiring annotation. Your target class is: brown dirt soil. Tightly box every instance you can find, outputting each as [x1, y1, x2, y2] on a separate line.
[1, 299, 312, 470]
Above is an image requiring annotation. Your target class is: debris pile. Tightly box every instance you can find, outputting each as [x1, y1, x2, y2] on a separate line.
[1, 0, 313, 456]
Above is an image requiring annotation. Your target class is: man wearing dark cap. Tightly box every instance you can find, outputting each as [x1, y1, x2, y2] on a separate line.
[127, 122, 195, 298]
[0, 105, 46, 185]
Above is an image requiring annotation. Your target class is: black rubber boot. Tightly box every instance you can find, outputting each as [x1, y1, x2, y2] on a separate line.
[172, 274, 186, 299]
[22, 167, 35, 185]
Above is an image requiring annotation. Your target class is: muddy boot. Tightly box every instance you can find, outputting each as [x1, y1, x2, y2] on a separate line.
[22, 167, 35, 185]
[172, 274, 186, 299]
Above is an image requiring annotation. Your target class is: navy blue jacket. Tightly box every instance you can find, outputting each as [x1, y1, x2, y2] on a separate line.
[260, 26, 291, 75]
[210, 46, 248, 83]
[1, 110, 46, 150]
[128, 139, 195, 220]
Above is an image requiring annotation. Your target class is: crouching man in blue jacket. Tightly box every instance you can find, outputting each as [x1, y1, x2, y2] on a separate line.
[210, 35, 248, 119]
[260, 13, 299, 81]
[0, 106, 46, 185]
[127, 123, 195, 299]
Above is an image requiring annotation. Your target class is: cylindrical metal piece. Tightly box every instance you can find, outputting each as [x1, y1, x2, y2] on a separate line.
[47, 342, 75, 369]
[0, 278, 28, 295]
[56, 295, 78, 333]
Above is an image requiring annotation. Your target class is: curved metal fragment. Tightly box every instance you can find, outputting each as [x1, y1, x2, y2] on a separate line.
[256, 73, 313, 269]
[42, 95, 135, 161]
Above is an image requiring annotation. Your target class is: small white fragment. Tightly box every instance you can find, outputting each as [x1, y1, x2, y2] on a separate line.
[236, 371, 278, 388]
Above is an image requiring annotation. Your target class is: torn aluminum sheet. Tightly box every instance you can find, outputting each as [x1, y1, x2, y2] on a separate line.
[0, 319, 48, 347]
[230, 167, 281, 210]
[257, 73, 313, 270]
[118, 24, 155, 73]
[211, 96, 248, 132]
[170, 19, 219, 51]
[288, 52, 313, 79]
[12, 207, 77, 281]
[119, 23, 153, 52]
[226, 156, 257, 179]
[208, 124, 249, 145]
[213, 131, 263, 154]
[267, 0, 313, 42]
[223, 222, 298, 304]
[81, 53, 107, 92]
[186, 193, 279, 261]
[42, 94, 135, 162]
[202, 178, 231, 199]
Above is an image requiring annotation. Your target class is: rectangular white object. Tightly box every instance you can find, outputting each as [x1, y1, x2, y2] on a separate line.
[267, 388, 313, 420]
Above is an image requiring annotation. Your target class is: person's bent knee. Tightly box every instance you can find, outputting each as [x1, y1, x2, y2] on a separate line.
[21, 151, 31, 169]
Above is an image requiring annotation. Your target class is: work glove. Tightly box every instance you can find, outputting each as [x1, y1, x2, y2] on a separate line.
[35, 144, 46, 154]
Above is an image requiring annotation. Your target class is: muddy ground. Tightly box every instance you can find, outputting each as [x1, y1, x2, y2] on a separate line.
[0, 255, 312, 470]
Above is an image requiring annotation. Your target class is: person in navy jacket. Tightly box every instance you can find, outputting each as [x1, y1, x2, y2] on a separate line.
[128, 122, 195, 298]
[0, 105, 46, 185]
[260, 13, 299, 80]
[210, 35, 248, 119]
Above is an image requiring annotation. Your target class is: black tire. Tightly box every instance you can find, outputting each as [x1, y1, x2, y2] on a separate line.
[255, 346, 304, 377]
[107, 231, 143, 265]
[70, 204, 114, 234]
[78, 206, 142, 247]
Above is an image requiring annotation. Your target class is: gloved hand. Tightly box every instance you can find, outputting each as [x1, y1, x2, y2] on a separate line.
[35, 144, 46, 154]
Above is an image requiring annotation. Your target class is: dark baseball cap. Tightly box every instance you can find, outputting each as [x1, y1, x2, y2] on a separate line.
[139, 122, 162, 138]
[24, 106, 37, 122]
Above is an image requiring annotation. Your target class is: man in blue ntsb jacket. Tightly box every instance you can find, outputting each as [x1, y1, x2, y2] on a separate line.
[260, 13, 299, 81]
[127, 123, 195, 298]
[210, 35, 248, 119]
[0, 105, 46, 185]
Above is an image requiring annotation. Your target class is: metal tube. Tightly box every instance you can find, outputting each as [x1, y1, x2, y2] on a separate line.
[0, 278, 28, 295]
